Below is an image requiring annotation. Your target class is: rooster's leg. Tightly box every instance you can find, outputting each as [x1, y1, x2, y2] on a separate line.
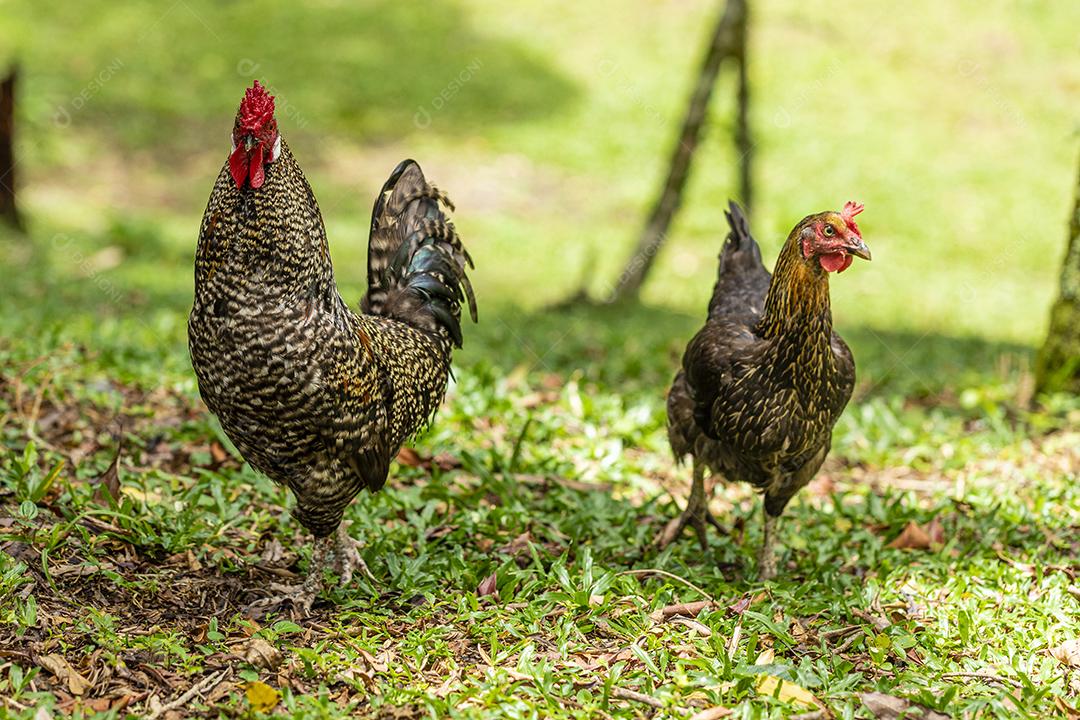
[655, 461, 724, 551]
[758, 510, 779, 580]
[332, 521, 377, 586]
[248, 535, 333, 617]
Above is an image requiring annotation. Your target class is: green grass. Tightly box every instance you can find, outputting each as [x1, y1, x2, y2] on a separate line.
[1, 0, 1079, 718]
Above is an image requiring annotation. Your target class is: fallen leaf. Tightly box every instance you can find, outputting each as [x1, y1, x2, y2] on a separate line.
[888, 520, 933, 550]
[1050, 639, 1080, 668]
[425, 525, 457, 541]
[396, 447, 425, 467]
[688, 707, 733, 720]
[37, 653, 91, 696]
[209, 441, 230, 464]
[477, 572, 498, 598]
[245, 681, 280, 712]
[241, 637, 282, 670]
[498, 531, 534, 557]
[860, 691, 949, 719]
[756, 674, 819, 708]
[92, 445, 122, 506]
[1055, 696, 1080, 720]
[925, 517, 945, 545]
[728, 596, 752, 615]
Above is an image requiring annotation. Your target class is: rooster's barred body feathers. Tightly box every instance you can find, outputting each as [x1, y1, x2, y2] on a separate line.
[189, 140, 475, 540]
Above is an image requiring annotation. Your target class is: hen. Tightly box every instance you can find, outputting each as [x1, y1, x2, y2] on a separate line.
[188, 81, 476, 609]
[660, 201, 869, 578]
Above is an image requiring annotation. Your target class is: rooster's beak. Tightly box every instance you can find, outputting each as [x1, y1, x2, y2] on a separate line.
[244, 135, 256, 152]
[847, 238, 871, 261]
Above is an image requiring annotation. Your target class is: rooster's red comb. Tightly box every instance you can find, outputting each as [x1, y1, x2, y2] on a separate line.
[841, 201, 864, 237]
[237, 80, 275, 133]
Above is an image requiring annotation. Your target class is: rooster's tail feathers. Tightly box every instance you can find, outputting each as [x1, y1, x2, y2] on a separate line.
[361, 160, 477, 347]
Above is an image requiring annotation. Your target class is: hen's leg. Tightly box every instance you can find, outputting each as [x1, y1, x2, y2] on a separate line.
[655, 460, 724, 551]
[758, 510, 779, 580]
[332, 521, 376, 586]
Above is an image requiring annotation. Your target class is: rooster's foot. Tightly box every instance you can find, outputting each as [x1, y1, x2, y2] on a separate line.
[333, 522, 377, 587]
[246, 573, 323, 617]
[654, 501, 724, 552]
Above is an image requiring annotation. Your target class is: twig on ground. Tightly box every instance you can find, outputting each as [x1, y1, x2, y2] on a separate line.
[618, 568, 716, 603]
[669, 617, 713, 637]
[146, 669, 228, 719]
[851, 608, 890, 631]
[834, 631, 861, 654]
[941, 671, 1022, 689]
[653, 599, 715, 619]
[611, 687, 665, 709]
[819, 625, 859, 641]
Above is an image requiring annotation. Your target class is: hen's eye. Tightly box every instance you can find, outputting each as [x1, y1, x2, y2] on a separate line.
[823, 225, 835, 237]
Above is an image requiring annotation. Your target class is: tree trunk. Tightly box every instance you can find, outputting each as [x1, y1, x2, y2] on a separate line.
[608, 0, 750, 303]
[1035, 157, 1080, 394]
[0, 65, 21, 231]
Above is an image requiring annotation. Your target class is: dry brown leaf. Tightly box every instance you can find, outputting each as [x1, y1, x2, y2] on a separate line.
[860, 692, 949, 719]
[499, 531, 534, 557]
[209, 441, 230, 464]
[888, 520, 933, 550]
[925, 517, 945, 545]
[477, 572, 498, 598]
[1050, 639, 1080, 668]
[241, 637, 282, 670]
[38, 653, 92, 696]
[1055, 696, 1080, 720]
[92, 445, 122, 506]
[395, 447, 425, 468]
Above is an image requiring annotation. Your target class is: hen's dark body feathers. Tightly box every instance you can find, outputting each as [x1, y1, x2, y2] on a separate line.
[668, 202, 855, 518]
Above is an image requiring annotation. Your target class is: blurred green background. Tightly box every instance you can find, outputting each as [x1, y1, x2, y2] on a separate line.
[1, 0, 1077, 373]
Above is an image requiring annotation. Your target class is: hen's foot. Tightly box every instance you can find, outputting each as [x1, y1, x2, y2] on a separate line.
[333, 522, 376, 587]
[654, 498, 724, 551]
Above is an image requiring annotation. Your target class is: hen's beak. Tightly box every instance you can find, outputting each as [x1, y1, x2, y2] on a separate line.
[847, 238, 872, 261]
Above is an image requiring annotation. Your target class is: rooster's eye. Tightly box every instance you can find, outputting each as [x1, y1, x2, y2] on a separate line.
[823, 225, 835, 237]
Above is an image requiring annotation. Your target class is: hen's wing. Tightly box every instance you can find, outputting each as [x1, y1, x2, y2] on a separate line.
[829, 331, 857, 417]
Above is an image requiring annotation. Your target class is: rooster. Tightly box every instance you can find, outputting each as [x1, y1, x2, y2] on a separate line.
[188, 81, 476, 610]
[659, 201, 869, 578]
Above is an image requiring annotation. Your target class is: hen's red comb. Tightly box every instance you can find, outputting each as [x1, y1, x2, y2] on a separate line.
[841, 201, 864, 237]
[237, 80, 275, 133]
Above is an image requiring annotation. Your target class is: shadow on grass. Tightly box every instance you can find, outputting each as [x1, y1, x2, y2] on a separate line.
[464, 301, 1035, 399]
[15, 0, 579, 146]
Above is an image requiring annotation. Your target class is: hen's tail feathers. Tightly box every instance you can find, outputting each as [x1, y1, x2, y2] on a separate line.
[708, 200, 769, 317]
[719, 201, 763, 274]
[361, 160, 477, 347]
